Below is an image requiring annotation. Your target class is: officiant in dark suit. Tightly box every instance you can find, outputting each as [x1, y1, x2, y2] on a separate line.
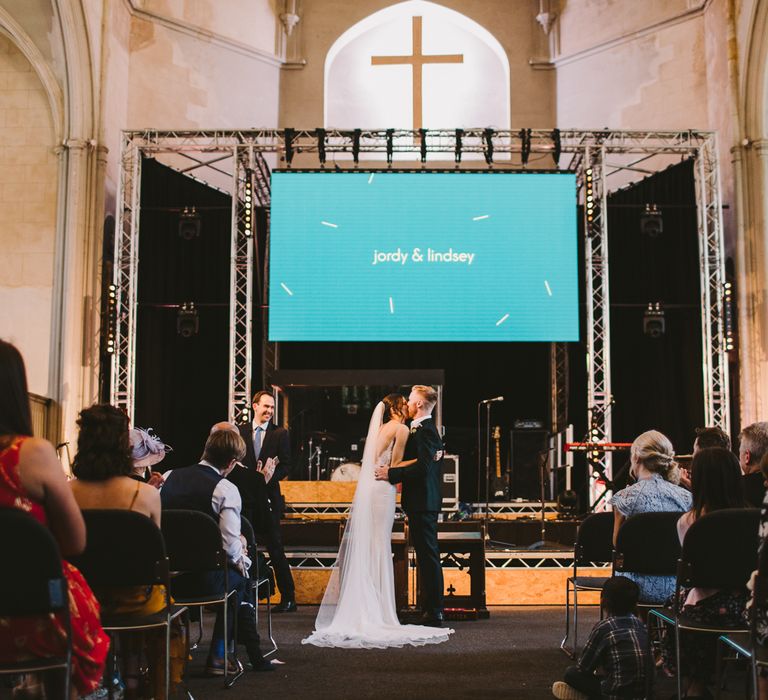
[375, 385, 445, 627]
[231, 390, 296, 612]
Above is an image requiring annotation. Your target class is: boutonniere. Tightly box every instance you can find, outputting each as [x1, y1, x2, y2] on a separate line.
[409, 424, 421, 435]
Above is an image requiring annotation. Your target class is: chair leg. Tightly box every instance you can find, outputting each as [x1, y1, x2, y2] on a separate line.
[751, 658, 759, 700]
[560, 580, 572, 656]
[675, 620, 683, 700]
[222, 597, 228, 687]
[714, 638, 724, 700]
[265, 592, 277, 657]
[165, 620, 171, 700]
[573, 585, 580, 655]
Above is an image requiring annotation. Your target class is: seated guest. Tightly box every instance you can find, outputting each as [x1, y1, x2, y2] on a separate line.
[552, 576, 650, 700]
[663, 447, 747, 698]
[680, 426, 733, 489]
[70, 404, 186, 699]
[160, 428, 275, 674]
[610, 430, 691, 603]
[0, 340, 109, 698]
[129, 426, 171, 488]
[749, 468, 768, 700]
[739, 422, 768, 507]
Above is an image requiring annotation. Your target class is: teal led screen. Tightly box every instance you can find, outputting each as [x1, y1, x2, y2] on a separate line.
[269, 171, 579, 342]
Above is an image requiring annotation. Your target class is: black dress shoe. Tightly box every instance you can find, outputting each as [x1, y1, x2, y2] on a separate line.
[420, 611, 444, 628]
[274, 599, 297, 613]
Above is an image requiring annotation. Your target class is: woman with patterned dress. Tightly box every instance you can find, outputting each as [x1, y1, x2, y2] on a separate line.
[0, 340, 109, 697]
[662, 447, 747, 698]
[610, 430, 692, 604]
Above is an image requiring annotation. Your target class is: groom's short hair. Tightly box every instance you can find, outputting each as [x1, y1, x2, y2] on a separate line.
[412, 385, 438, 411]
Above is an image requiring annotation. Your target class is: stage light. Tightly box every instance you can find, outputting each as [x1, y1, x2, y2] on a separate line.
[244, 184, 253, 238]
[643, 302, 665, 338]
[724, 281, 735, 352]
[176, 302, 199, 338]
[352, 128, 361, 164]
[386, 129, 394, 166]
[585, 167, 596, 227]
[520, 128, 531, 166]
[316, 128, 326, 166]
[455, 128, 463, 164]
[640, 204, 663, 237]
[284, 127, 296, 166]
[178, 207, 201, 241]
[551, 128, 561, 167]
[556, 489, 579, 518]
[483, 128, 494, 165]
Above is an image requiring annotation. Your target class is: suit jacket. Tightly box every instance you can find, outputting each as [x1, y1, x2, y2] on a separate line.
[238, 422, 291, 509]
[388, 417, 443, 513]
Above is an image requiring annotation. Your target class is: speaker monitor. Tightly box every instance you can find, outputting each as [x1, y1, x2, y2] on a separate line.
[509, 430, 549, 501]
[442, 454, 459, 510]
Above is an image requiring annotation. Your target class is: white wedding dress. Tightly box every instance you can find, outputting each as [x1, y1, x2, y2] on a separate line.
[302, 402, 453, 649]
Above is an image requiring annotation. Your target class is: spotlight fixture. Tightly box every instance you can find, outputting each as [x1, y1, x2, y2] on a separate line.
[455, 128, 463, 164]
[386, 129, 394, 166]
[640, 204, 663, 237]
[483, 128, 494, 165]
[551, 128, 561, 167]
[556, 489, 579, 518]
[585, 167, 596, 228]
[724, 281, 735, 352]
[243, 181, 253, 239]
[316, 128, 326, 166]
[419, 128, 427, 163]
[176, 302, 199, 338]
[352, 128, 361, 165]
[520, 128, 531, 166]
[284, 127, 296, 167]
[643, 302, 665, 338]
[105, 283, 117, 354]
[178, 207, 201, 241]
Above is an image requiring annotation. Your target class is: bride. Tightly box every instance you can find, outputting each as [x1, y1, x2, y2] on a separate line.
[302, 394, 453, 648]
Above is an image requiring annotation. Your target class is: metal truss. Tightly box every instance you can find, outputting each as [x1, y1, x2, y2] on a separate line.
[470, 501, 559, 516]
[111, 134, 142, 415]
[281, 548, 608, 570]
[583, 145, 613, 510]
[112, 129, 729, 467]
[694, 136, 730, 434]
[550, 342, 569, 433]
[227, 148, 254, 424]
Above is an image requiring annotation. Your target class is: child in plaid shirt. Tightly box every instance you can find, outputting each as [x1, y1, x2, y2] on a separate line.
[553, 576, 651, 700]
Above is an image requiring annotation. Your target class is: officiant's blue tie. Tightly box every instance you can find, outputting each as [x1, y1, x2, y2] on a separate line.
[253, 426, 262, 463]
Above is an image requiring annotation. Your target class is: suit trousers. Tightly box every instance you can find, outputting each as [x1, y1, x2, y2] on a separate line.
[262, 504, 295, 600]
[408, 510, 443, 615]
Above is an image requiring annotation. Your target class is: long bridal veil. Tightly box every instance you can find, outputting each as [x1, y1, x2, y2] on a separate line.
[303, 401, 452, 648]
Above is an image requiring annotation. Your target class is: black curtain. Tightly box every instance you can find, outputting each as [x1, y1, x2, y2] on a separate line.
[134, 159, 232, 468]
[605, 159, 704, 490]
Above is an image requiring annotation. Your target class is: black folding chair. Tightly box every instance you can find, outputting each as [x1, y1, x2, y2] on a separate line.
[648, 508, 760, 700]
[70, 509, 189, 700]
[240, 516, 277, 657]
[0, 508, 72, 698]
[560, 511, 614, 657]
[614, 511, 682, 611]
[715, 520, 768, 699]
[161, 509, 243, 687]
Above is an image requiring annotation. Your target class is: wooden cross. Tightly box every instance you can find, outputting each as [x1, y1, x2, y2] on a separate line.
[371, 16, 464, 131]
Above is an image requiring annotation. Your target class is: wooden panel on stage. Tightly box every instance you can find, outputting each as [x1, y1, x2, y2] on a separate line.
[282, 481, 358, 503]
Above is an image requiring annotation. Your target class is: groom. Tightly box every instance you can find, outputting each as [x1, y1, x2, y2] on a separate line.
[375, 384, 445, 627]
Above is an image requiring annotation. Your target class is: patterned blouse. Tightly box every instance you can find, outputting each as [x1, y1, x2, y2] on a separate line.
[610, 474, 692, 603]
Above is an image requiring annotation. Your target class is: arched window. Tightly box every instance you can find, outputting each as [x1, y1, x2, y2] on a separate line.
[325, 1, 510, 131]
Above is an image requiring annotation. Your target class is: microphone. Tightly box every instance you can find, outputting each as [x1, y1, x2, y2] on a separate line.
[480, 396, 504, 404]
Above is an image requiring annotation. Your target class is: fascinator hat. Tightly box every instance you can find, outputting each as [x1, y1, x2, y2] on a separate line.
[130, 427, 172, 468]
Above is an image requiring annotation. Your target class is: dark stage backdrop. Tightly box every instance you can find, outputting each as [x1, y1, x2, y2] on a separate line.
[134, 159, 232, 468]
[604, 159, 705, 491]
[128, 159, 705, 502]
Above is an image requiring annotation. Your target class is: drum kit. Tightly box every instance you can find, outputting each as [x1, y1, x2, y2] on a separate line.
[305, 430, 362, 481]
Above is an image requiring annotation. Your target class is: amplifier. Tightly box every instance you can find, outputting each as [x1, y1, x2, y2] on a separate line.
[442, 454, 459, 511]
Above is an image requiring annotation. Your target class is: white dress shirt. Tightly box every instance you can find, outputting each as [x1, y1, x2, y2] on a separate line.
[162, 461, 251, 572]
[410, 415, 432, 429]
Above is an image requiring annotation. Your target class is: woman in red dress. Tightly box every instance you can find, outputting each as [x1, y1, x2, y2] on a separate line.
[0, 340, 109, 697]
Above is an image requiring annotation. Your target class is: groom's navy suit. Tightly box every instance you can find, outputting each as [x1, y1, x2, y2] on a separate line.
[388, 416, 444, 616]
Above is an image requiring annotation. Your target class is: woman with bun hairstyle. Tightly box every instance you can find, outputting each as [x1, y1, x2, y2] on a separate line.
[609, 430, 692, 603]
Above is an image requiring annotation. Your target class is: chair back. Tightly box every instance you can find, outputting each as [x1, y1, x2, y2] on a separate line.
[0, 509, 68, 616]
[161, 509, 226, 573]
[240, 515, 256, 550]
[679, 508, 760, 589]
[614, 511, 682, 576]
[70, 509, 169, 588]
[573, 511, 614, 565]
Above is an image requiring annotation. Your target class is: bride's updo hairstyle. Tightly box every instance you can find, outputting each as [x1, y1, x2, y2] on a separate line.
[382, 393, 407, 423]
[631, 429, 680, 484]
